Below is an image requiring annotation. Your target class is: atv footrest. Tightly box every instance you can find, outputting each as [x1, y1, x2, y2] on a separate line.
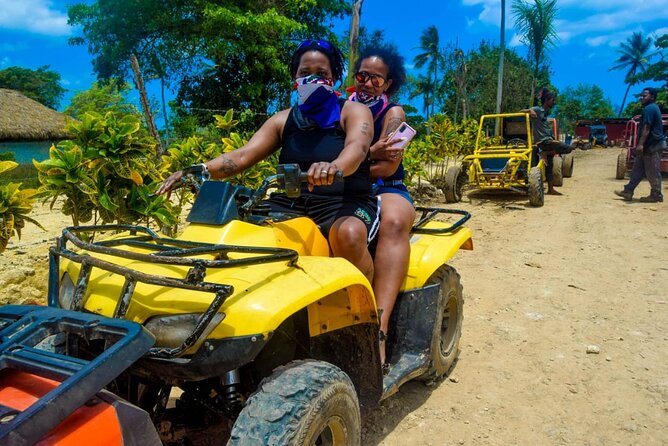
[0, 305, 154, 445]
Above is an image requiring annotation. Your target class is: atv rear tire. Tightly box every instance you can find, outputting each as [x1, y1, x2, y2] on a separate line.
[551, 156, 564, 186]
[418, 265, 464, 384]
[562, 153, 574, 178]
[443, 165, 465, 203]
[616, 149, 628, 180]
[528, 166, 544, 207]
[229, 360, 361, 446]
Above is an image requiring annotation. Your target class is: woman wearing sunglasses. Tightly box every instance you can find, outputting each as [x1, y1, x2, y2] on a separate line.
[349, 47, 415, 369]
[158, 39, 377, 282]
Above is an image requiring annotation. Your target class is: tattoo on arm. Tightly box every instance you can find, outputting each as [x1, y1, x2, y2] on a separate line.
[360, 122, 370, 136]
[384, 117, 403, 136]
[210, 155, 238, 178]
[221, 157, 237, 176]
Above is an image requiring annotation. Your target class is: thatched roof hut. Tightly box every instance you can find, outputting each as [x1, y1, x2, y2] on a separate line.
[0, 89, 73, 142]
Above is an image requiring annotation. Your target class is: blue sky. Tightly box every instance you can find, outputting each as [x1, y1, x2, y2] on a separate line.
[1, 0, 667, 116]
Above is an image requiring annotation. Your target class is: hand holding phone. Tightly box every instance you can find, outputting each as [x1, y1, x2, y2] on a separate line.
[387, 122, 417, 150]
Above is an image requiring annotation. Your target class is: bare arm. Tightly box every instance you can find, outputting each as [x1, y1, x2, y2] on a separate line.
[157, 110, 288, 194]
[369, 106, 406, 180]
[321, 101, 373, 176]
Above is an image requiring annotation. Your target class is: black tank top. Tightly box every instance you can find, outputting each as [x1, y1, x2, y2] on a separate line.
[279, 102, 371, 196]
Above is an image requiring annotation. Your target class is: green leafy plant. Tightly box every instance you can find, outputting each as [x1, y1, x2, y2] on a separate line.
[403, 114, 480, 187]
[0, 161, 44, 253]
[35, 111, 177, 229]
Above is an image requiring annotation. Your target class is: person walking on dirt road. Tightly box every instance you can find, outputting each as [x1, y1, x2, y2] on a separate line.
[522, 87, 573, 195]
[615, 87, 665, 203]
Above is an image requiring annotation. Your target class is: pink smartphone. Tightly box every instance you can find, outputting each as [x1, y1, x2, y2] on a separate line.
[388, 122, 417, 150]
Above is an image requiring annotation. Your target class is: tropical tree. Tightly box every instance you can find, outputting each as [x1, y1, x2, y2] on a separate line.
[610, 32, 655, 116]
[65, 81, 138, 120]
[441, 42, 536, 121]
[555, 84, 615, 135]
[635, 33, 668, 88]
[511, 0, 558, 105]
[0, 66, 66, 109]
[414, 26, 446, 119]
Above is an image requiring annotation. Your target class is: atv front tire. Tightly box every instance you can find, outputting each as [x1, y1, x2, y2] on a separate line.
[229, 360, 361, 446]
[528, 166, 544, 207]
[443, 165, 465, 203]
[562, 153, 574, 178]
[551, 156, 564, 187]
[418, 265, 464, 383]
[616, 149, 628, 180]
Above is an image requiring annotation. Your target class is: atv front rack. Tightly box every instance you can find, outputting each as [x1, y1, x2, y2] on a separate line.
[0, 305, 154, 446]
[411, 207, 471, 234]
[47, 224, 299, 358]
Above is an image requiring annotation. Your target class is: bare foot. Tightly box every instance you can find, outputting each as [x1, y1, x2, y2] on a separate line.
[547, 189, 563, 196]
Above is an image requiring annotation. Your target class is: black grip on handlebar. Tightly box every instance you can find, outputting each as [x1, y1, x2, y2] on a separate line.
[297, 171, 344, 183]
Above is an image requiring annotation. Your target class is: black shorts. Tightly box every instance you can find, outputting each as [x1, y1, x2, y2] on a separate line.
[268, 193, 380, 242]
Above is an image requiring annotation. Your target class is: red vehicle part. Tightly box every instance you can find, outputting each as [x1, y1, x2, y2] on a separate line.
[621, 114, 668, 175]
[0, 305, 160, 446]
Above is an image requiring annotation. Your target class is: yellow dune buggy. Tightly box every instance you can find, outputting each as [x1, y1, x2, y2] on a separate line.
[443, 112, 573, 207]
[3, 165, 473, 445]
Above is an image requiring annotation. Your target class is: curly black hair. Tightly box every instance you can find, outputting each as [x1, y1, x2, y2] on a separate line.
[354, 46, 406, 97]
[537, 87, 555, 105]
[289, 39, 345, 83]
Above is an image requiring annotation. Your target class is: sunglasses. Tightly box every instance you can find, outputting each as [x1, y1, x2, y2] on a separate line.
[355, 71, 386, 88]
[297, 40, 332, 51]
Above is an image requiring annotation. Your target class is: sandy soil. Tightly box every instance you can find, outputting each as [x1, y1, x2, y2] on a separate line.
[2, 148, 667, 445]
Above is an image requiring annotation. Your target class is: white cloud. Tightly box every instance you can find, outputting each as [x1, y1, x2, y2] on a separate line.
[0, 0, 70, 36]
[461, 0, 668, 48]
[1, 56, 10, 67]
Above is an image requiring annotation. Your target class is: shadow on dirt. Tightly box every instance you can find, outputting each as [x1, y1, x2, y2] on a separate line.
[361, 377, 451, 445]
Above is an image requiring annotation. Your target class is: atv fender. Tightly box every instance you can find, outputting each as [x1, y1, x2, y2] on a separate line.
[212, 256, 376, 339]
[404, 224, 473, 290]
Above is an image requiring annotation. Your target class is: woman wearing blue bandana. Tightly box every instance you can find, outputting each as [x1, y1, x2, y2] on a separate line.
[158, 40, 377, 282]
[349, 47, 414, 369]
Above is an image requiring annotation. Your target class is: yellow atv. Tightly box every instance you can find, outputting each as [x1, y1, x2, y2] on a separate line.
[46, 164, 472, 445]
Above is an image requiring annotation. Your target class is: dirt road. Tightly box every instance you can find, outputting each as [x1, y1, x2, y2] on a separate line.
[1, 148, 666, 445]
[362, 148, 668, 445]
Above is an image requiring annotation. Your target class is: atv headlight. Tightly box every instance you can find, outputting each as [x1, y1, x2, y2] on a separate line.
[58, 273, 75, 309]
[144, 313, 225, 348]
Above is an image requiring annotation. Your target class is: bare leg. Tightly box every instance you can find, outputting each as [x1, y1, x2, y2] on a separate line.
[329, 216, 374, 283]
[372, 194, 416, 365]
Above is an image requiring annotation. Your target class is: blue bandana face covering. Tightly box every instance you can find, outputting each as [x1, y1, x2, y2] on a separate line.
[296, 75, 341, 129]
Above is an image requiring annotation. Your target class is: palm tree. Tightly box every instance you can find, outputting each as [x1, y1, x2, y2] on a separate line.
[408, 74, 435, 118]
[511, 0, 558, 105]
[414, 26, 445, 119]
[610, 32, 654, 116]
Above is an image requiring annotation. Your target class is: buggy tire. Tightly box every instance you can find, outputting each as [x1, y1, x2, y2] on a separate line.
[418, 265, 464, 384]
[562, 153, 574, 178]
[528, 166, 544, 207]
[616, 149, 628, 180]
[443, 165, 465, 203]
[229, 360, 361, 446]
[551, 156, 564, 186]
